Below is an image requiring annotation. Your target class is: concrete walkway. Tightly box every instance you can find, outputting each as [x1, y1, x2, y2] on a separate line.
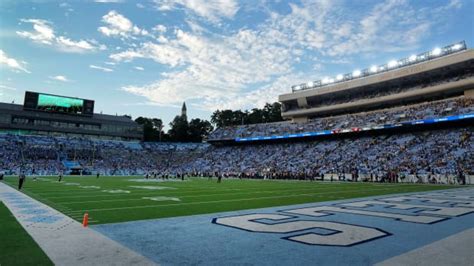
[0, 182, 156, 266]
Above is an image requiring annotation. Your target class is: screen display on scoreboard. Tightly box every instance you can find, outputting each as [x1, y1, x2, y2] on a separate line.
[23, 91, 94, 116]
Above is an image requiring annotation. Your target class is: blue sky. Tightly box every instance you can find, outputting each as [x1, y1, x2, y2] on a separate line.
[0, 0, 473, 127]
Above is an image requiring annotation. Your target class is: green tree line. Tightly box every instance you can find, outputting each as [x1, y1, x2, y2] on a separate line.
[135, 102, 282, 142]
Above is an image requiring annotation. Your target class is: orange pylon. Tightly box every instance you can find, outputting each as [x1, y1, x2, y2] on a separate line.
[82, 212, 89, 227]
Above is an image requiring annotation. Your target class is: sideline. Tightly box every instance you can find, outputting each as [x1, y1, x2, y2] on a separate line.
[0, 182, 156, 266]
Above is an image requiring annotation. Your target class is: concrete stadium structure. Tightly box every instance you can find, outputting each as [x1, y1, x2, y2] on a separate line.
[0, 92, 143, 140]
[279, 43, 474, 122]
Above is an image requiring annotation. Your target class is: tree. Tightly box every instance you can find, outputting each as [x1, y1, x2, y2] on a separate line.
[168, 115, 190, 142]
[211, 110, 235, 128]
[265, 102, 283, 123]
[135, 117, 164, 141]
[210, 102, 283, 128]
[188, 118, 214, 142]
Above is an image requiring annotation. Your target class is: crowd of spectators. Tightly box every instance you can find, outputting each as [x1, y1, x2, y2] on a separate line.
[189, 128, 472, 182]
[0, 126, 472, 183]
[0, 96, 472, 184]
[208, 96, 474, 140]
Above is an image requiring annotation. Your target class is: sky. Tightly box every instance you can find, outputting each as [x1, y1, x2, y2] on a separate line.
[0, 0, 473, 127]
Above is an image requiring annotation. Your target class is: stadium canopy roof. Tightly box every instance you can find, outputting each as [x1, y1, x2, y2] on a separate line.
[291, 41, 467, 93]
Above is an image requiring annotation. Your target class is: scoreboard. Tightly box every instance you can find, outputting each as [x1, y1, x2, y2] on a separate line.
[23, 91, 94, 116]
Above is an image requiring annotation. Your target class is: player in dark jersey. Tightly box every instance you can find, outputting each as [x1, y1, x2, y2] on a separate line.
[18, 173, 26, 190]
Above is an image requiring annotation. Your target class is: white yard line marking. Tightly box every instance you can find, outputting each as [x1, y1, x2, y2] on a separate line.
[57, 186, 408, 205]
[68, 187, 397, 213]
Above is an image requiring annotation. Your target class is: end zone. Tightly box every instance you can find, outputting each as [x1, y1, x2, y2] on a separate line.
[93, 187, 474, 265]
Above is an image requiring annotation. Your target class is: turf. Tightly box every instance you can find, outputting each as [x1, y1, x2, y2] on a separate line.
[0, 201, 53, 266]
[2, 176, 462, 225]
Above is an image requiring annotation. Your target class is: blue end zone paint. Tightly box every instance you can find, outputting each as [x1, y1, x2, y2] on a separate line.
[93, 188, 474, 265]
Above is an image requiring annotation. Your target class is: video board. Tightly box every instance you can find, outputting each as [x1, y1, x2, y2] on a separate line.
[23, 91, 94, 116]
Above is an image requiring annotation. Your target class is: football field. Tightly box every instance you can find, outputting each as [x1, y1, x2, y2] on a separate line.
[2, 176, 461, 224]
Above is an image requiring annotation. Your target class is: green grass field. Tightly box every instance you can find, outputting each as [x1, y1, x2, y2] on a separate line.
[0, 202, 53, 266]
[2, 176, 462, 224]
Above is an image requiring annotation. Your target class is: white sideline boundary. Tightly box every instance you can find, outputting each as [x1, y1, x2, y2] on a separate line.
[0, 182, 156, 266]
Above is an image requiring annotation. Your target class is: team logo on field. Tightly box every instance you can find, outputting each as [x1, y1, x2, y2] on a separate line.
[213, 190, 474, 246]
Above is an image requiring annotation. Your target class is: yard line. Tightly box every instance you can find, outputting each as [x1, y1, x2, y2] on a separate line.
[67, 187, 396, 213]
[40, 185, 338, 200]
[58, 186, 395, 205]
[31, 183, 317, 195]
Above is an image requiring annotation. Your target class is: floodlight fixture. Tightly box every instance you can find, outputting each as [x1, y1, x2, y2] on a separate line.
[388, 60, 398, 68]
[452, 44, 462, 50]
[290, 41, 466, 92]
[432, 47, 442, 56]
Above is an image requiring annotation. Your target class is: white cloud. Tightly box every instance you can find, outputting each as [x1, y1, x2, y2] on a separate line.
[153, 0, 239, 23]
[110, 50, 145, 62]
[89, 64, 114, 72]
[134, 66, 144, 71]
[152, 24, 167, 33]
[98, 10, 148, 38]
[17, 19, 54, 44]
[117, 0, 464, 111]
[50, 75, 70, 82]
[0, 50, 30, 73]
[94, 0, 124, 3]
[17, 19, 104, 53]
[0, 84, 19, 91]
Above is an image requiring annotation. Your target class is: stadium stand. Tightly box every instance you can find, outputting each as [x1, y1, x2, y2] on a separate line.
[0, 124, 472, 184]
[208, 96, 474, 140]
[1, 42, 473, 184]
